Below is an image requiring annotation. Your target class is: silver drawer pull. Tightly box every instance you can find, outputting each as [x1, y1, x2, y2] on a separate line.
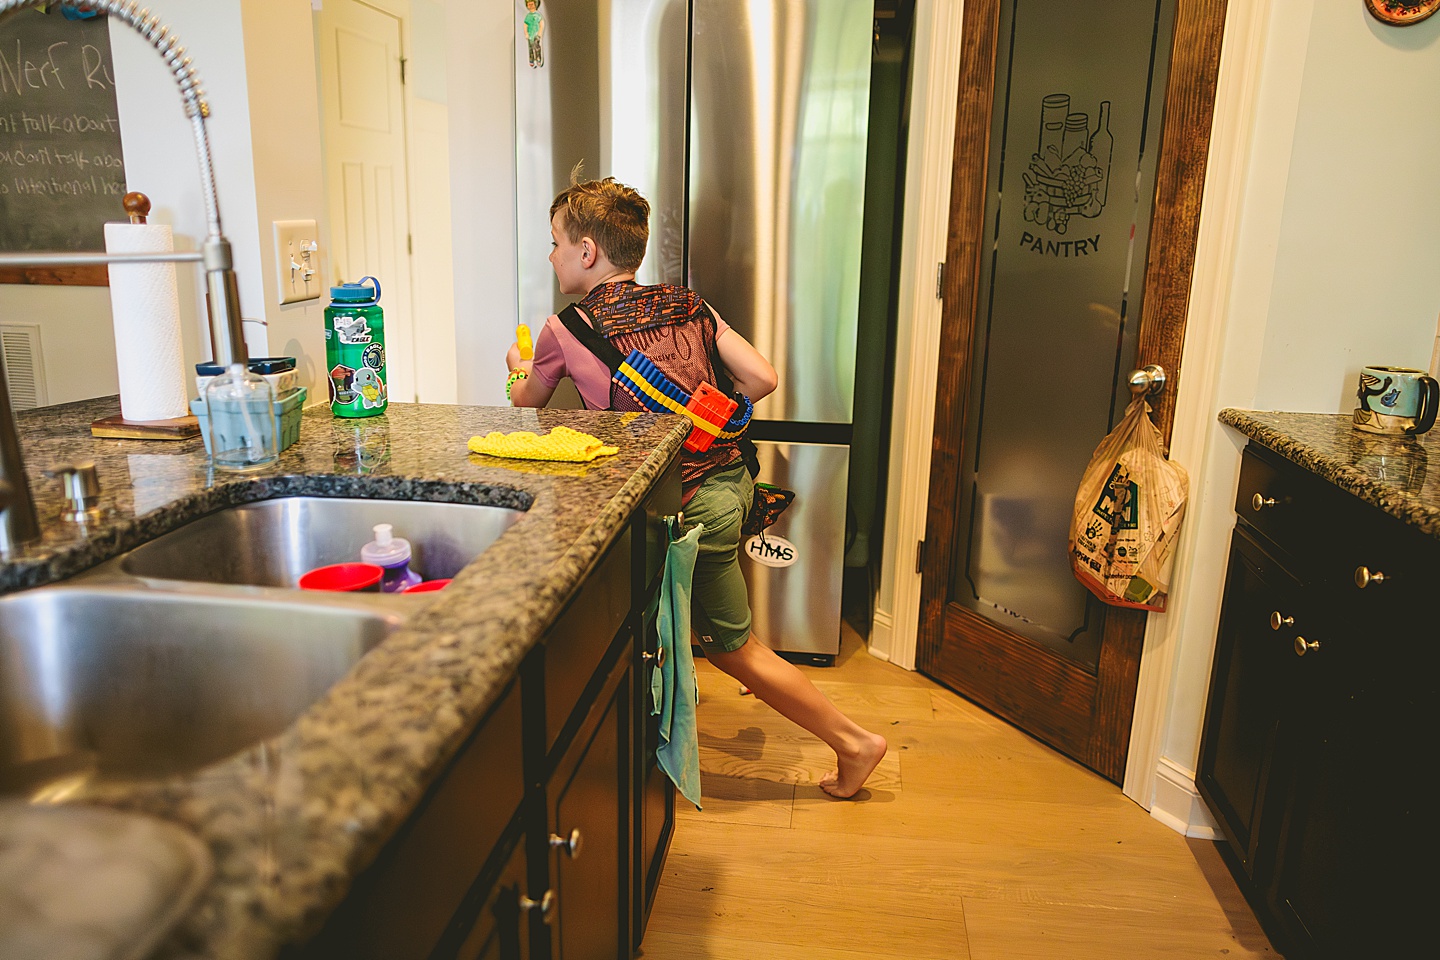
[642, 646, 667, 667]
[549, 828, 583, 860]
[520, 889, 556, 923]
[1270, 611, 1294, 631]
[1252, 493, 1277, 511]
[1354, 565, 1388, 589]
[1293, 636, 1321, 657]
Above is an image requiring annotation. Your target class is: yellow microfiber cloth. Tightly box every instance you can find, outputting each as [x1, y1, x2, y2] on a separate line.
[467, 425, 619, 462]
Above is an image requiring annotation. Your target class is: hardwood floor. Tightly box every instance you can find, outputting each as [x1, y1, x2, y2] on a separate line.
[640, 624, 1277, 959]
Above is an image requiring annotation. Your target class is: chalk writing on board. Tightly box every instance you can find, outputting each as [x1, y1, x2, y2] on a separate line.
[0, 9, 128, 254]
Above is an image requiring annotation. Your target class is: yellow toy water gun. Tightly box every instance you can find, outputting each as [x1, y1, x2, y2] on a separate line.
[516, 323, 534, 361]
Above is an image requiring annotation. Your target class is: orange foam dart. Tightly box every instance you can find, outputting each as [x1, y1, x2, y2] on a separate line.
[682, 381, 739, 453]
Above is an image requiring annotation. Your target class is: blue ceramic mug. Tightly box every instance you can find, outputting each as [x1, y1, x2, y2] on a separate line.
[1353, 365, 1439, 436]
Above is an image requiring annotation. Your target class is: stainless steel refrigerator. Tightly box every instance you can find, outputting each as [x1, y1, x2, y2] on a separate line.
[516, 0, 873, 664]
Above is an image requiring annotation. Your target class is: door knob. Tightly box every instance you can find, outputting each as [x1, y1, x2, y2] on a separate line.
[1293, 636, 1321, 657]
[549, 828, 583, 860]
[1354, 565, 1387, 589]
[1127, 364, 1166, 396]
[1270, 611, 1294, 631]
[642, 645, 667, 667]
[519, 889, 556, 924]
[1252, 493, 1277, 511]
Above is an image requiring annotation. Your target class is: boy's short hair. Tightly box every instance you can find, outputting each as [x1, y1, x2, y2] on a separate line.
[550, 174, 650, 272]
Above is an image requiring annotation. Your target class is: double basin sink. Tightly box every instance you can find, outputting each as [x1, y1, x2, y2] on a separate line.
[0, 497, 523, 800]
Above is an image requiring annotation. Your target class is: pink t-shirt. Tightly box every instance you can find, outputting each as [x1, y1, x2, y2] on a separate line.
[530, 309, 732, 409]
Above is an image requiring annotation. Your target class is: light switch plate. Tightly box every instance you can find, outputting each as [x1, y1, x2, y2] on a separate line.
[273, 219, 321, 305]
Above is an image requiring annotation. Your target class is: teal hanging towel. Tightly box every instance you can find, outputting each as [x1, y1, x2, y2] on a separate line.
[653, 521, 704, 809]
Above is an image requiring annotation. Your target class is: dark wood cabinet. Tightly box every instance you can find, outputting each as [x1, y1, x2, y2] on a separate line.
[544, 642, 632, 960]
[296, 456, 681, 960]
[455, 833, 529, 960]
[1199, 443, 1435, 959]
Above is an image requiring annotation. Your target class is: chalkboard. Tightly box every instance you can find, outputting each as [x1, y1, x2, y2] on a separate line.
[0, 8, 127, 285]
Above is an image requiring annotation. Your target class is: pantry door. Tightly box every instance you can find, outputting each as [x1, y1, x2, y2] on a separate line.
[317, 0, 417, 403]
[917, 0, 1228, 783]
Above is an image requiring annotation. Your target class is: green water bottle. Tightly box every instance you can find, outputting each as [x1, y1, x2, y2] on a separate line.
[325, 276, 387, 418]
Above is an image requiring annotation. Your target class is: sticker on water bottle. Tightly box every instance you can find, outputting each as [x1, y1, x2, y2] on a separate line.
[353, 366, 387, 409]
[334, 314, 372, 345]
[362, 343, 385, 370]
[329, 364, 357, 405]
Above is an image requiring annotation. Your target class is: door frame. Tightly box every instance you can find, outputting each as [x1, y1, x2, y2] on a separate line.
[875, 0, 1226, 782]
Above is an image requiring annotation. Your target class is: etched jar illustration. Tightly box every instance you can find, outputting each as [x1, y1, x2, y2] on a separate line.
[1023, 94, 1114, 235]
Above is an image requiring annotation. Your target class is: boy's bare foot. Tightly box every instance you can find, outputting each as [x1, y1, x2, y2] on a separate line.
[819, 732, 888, 799]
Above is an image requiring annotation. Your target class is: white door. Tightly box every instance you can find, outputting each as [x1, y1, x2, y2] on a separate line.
[317, 0, 416, 403]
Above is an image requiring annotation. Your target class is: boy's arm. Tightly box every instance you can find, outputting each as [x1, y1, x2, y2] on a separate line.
[506, 321, 559, 407]
[715, 328, 778, 402]
[507, 360, 556, 407]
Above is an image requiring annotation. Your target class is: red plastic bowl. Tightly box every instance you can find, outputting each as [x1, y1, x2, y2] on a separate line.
[298, 562, 384, 592]
[402, 578, 452, 594]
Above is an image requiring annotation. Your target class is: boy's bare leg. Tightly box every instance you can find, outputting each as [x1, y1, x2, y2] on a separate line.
[704, 635, 888, 799]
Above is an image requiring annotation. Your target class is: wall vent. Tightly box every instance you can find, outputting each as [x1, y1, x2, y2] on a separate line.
[0, 324, 48, 410]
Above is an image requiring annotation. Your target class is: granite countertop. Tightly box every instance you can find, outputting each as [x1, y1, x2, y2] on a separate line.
[1220, 409, 1440, 540]
[1, 396, 688, 960]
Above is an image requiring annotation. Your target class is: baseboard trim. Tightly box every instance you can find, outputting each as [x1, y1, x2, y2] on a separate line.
[1149, 756, 1222, 840]
[867, 608, 896, 663]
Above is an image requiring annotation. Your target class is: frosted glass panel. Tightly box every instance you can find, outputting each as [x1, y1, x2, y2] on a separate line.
[949, 0, 1176, 665]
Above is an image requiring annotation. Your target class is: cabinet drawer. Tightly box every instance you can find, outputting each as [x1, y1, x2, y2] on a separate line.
[545, 528, 632, 754]
[1234, 446, 1337, 570]
[1240, 445, 1440, 628]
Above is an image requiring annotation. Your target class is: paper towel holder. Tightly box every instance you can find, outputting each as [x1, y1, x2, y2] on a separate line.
[88, 190, 204, 442]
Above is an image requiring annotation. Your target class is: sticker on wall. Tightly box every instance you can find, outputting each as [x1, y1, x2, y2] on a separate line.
[745, 534, 799, 569]
[522, 0, 546, 68]
[1022, 94, 1113, 238]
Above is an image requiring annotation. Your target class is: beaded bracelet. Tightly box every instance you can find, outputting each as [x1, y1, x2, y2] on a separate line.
[505, 368, 529, 402]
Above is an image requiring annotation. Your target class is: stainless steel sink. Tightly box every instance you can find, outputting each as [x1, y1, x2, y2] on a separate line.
[0, 585, 398, 798]
[117, 496, 523, 588]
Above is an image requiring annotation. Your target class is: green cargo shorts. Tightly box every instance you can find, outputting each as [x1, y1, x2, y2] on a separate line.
[684, 463, 754, 654]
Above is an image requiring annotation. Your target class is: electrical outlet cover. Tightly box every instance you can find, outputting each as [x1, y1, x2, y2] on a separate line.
[274, 219, 321, 305]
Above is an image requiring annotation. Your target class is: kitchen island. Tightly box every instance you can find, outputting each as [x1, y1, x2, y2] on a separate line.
[1, 397, 689, 960]
[1201, 409, 1435, 958]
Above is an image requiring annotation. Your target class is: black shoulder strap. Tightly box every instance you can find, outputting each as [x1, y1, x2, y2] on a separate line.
[558, 304, 624, 373]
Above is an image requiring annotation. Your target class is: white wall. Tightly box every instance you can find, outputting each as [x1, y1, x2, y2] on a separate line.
[446, 0, 517, 406]
[407, 0, 458, 403]
[1147, 0, 1440, 831]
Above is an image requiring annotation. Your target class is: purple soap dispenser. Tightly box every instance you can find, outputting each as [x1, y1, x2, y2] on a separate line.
[360, 523, 423, 593]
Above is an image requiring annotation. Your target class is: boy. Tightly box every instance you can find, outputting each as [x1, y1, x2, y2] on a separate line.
[506, 175, 887, 798]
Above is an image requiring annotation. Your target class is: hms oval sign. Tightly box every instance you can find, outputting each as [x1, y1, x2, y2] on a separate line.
[745, 535, 798, 568]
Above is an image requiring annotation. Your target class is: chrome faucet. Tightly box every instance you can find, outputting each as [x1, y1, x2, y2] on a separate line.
[0, 0, 249, 555]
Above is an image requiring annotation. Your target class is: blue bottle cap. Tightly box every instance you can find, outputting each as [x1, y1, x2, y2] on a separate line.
[329, 276, 382, 303]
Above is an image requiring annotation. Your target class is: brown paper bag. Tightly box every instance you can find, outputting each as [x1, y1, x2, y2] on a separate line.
[1069, 396, 1189, 611]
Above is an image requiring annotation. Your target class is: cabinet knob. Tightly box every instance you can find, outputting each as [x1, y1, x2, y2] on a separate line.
[1354, 565, 1387, 589]
[549, 827, 583, 860]
[642, 645, 667, 667]
[1293, 636, 1321, 657]
[519, 889, 556, 924]
[1269, 611, 1294, 631]
[1251, 493, 1277, 511]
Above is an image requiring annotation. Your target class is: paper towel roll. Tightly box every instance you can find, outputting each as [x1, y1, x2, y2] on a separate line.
[105, 222, 189, 422]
